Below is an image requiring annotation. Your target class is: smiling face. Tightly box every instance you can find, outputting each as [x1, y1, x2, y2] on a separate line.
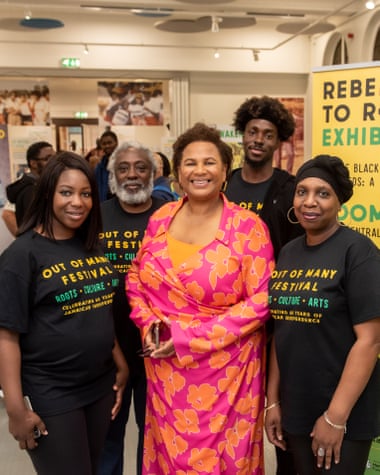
[52, 169, 92, 240]
[243, 118, 280, 169]
[114, 148, 153, 206]
[294, 177, 341, 243]
[178, 141, 227, 201]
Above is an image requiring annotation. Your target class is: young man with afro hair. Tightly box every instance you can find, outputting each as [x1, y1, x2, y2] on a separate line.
[225, 95, 302, 260]
[225, 96, 303, 475]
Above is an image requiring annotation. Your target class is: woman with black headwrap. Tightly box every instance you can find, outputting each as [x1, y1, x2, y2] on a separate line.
[265, 154, 380, 474]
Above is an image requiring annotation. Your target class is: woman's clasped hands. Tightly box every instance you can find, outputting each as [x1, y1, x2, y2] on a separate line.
[139, 319, 175, 359]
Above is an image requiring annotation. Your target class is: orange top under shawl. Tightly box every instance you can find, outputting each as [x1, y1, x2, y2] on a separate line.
[127, 194, 275, 475]
[166, 232, 203, 268]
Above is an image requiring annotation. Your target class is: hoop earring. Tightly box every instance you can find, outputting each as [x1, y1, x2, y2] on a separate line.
[287, 206, 299, 224]
[338, 218, 351, 227]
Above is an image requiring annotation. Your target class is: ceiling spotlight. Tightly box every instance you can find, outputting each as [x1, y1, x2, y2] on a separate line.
[214, 49, 220, 59]
[83, 44, 89, 55]
[24, 9, 32, 20]
[365, 0, 375, 9]
[211, 16, 222, 33]
[252, 49, 260, 62]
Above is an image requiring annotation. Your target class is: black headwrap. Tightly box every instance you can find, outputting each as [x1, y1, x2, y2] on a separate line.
[295, 155, 353, 204]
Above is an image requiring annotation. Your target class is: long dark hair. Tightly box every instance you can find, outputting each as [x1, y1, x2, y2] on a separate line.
[19, 151, 102, 251]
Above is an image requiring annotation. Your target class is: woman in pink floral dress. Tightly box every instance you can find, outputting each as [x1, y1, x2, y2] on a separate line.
[127, 123, 275, 474]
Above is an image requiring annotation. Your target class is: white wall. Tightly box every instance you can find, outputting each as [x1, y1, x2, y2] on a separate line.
[0, 12, 311, 75]
[189, 72, 308, 124]
[1, 6, 379, 254]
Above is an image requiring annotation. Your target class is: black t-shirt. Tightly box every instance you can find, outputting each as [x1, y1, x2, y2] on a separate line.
[270, 226, 380, 439]
[0, 231, 118, 416]
[100, 196, 165, 375]
[225, 168, 303, 260]
[224, 171, 272, 215]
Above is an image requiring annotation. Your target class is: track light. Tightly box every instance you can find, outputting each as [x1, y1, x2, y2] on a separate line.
[83, 44, 89, 54]
[211, 16, 222, 33]
[24, 9, 32, 20]
[213, 49, 220, 59]
[365, 0, 375, 9]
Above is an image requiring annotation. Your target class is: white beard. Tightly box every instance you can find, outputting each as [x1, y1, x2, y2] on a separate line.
[116, 178, 154, 205]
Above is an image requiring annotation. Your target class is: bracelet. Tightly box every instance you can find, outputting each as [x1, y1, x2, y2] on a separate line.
[265, 401, 280, 412]
[323, 411, 347, 433]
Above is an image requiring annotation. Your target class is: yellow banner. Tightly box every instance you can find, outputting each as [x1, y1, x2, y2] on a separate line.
[312, 63, 380, 247]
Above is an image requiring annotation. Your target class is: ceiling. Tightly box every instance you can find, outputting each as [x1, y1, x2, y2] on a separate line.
[0, 0, 371, 37]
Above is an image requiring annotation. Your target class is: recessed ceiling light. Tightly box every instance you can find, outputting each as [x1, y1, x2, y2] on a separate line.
[20, 18, 64, 29]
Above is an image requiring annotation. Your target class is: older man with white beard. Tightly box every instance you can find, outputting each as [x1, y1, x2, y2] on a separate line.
[98, 142, 165, 475]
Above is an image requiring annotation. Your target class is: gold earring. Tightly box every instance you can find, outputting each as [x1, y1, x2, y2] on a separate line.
[287, 206, 299, 224]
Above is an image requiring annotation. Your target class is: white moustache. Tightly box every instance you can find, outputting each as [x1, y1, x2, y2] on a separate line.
[122, 180, 143, 187]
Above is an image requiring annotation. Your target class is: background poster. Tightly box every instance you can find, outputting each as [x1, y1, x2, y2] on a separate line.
[98, 81, 164, 128]
[367, 437, 380, 474]
[312, 63, 380, 248]
[274, 97, 305, 175]
[0, 81, 50, 126]
[217, 125, 244, 170]
[313, 64, 380, 474]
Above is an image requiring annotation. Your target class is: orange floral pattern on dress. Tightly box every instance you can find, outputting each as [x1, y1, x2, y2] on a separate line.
[149, 410, 163, 444]
[144, 359, 158, 384]
[239, 338, 255, 363]
[209, 349, 231, 369]
[152, 392, 166, 418]
[139, 264, 161, 291]
[189, 336, 212, 353]
[176, 314, 202, 330]
[185, 280, 205, 302]
[182, 252, 204, 275]
[250, 394, 261, 420]
[127, 196, 274, 474]
[188, 448, 219, 473]
[235, 393, 255, 415]
[143, 427, 157, 467]
[246, 357, 262, 384]
[161, 422, 188, 458]
[174, 354, 199, 369]
[157, 452, 170, 474]
[173, 408, 200, 434]
[205, 244, 240, 289]
[218, 365, 244, 405]
[155, 360, 186, 405]
[211, 291, 239, 307]
[206, 324, 236, 350]
[187, 383, 218, 411]
[209, 412, 228, 433]
[225, 419, 251, 459]
[236, 455, 257, 474]
[167, 287, 189, 309]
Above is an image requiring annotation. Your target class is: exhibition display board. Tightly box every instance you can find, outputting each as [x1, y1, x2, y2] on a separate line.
[313, 62, 380, 473]
[312, 62, 380, 248]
